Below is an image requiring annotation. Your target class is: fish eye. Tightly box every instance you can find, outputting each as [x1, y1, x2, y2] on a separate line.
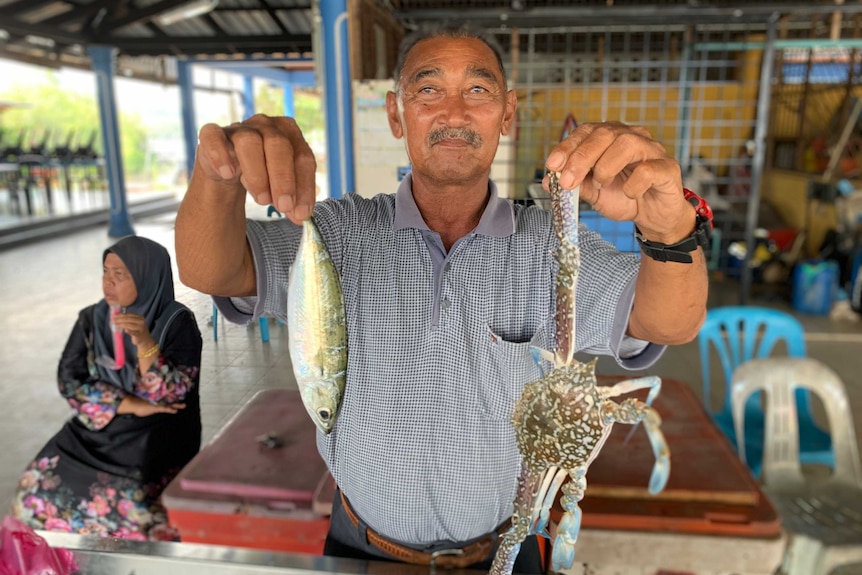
[318, 409, 331, 421]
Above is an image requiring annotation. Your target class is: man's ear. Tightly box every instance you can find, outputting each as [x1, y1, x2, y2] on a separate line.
[386, 92, 403, 139]
[500, 89, 518, 136]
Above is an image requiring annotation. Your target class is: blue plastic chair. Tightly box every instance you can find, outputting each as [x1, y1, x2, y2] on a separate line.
[698, 306, 833, 476]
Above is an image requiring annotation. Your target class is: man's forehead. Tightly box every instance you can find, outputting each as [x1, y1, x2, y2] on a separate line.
[402, 38, 503, 82]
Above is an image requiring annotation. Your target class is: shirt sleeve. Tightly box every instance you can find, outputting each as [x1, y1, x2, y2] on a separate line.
[213, 197, 354, 325]
[574, 225, 665, 370]
[57, 309, 125, 431]
[133, 309, 202, 405]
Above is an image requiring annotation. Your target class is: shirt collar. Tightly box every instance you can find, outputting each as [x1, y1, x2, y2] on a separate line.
[393, 172, 516, 237]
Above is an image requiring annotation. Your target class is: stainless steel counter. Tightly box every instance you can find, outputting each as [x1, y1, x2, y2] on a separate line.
[39, 531, 486, 575]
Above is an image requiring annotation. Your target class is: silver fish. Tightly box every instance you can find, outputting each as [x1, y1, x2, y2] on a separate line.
[286, 217, 347, 435]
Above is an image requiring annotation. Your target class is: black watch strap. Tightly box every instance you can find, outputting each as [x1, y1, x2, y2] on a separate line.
[635, 224, 709, 264]
[635, 189, 713, 264]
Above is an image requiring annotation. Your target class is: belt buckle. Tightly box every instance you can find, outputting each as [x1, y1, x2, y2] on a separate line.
[430, 547, 464, 570]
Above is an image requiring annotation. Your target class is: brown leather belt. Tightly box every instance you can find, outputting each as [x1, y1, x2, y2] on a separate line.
[339, 490, 507, 569]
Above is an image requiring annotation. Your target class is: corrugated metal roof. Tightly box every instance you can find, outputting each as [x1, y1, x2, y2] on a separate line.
[2, 0, 862, 75]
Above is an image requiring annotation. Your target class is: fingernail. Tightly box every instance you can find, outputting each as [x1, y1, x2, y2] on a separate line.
[277, 195, 294, 213]
[547, 152, 565, 170]
[218, 164, 234, 180]
[296, 204, 312, 220]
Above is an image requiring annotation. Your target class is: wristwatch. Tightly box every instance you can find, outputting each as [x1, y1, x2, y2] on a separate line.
[635, 189, 713, 264]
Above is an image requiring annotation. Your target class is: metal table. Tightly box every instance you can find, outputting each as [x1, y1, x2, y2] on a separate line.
[40, 532, 487, 575]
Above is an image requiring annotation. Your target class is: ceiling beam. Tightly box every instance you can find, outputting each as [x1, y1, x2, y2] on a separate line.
[0, 0, 68, 17]
[107, 33, 312, 55]
[91, 0, 193, 37]
[254, 0, 290, 34]
[200, 13, 229, 37]
[0, 19, 87, 45]
[396, 3, 862, 27]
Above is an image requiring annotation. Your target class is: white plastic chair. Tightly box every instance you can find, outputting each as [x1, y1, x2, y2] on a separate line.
[731, 357, 862, 575]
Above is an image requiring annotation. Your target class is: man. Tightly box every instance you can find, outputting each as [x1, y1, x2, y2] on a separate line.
[175, 24, 707, 574]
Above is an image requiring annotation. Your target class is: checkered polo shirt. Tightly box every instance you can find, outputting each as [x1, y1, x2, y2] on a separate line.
[215, 174, 663, 547]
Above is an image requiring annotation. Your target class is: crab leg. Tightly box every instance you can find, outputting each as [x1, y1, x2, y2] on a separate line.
[599, 375, 662, 407]
[550, 467, 588, 571]
[604, 398, 671, 495]
[489, 466, 544, 575]
[531, 466, 569, 537]
[547, 171, 581, 366]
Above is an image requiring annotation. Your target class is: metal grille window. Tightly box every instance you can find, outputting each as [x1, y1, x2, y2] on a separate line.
[491, 24, 765, 272]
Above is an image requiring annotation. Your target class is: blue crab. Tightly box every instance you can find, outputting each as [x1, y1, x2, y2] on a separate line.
[489, 172, 671, 574]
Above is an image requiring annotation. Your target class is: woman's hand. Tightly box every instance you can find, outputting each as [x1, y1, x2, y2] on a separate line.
[117, 395, 185, 417]
[111, 312, 156, 350]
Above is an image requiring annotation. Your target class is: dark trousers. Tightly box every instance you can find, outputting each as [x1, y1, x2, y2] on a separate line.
[323, 489, 545, 574]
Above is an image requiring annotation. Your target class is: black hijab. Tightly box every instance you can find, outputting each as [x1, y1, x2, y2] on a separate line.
[92, 236, 184, 392]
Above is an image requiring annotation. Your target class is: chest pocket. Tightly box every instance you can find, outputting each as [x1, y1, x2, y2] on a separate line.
[477, 324, 548, 421]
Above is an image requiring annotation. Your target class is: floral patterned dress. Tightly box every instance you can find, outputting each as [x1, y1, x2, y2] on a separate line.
[12, 304, 202, 541]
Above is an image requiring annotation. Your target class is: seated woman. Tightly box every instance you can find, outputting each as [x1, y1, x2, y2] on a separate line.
[11, 236, 202, 541]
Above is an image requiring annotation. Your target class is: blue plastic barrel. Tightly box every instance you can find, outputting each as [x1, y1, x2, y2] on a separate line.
[792, 259, 839, 315]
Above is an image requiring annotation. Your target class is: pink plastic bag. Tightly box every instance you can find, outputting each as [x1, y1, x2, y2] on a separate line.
[0, 516, 77, 575]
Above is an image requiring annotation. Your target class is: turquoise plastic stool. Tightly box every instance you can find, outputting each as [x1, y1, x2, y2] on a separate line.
[698, 306, 833, 476]
[212, 304, 270, 343]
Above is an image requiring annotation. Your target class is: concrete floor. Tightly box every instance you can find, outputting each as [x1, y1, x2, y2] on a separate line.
[0, 209, 860, 570]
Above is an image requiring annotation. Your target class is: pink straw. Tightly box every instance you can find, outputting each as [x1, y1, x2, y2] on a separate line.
[110, 305, 125, 369]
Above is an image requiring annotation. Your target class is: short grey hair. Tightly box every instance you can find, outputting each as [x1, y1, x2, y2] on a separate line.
[393, 23, 507, 91]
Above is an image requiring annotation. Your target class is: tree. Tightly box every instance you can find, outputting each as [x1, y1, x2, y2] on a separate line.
[0, 72, 150, 176]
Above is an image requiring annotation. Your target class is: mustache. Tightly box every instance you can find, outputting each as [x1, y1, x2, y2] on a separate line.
[428, 127, 483, 148]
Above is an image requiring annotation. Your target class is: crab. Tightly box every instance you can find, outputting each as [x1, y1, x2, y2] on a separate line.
[489, 173, 671, 575]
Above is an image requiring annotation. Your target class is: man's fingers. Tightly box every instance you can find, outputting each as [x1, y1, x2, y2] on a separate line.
[197, 114, 317, 217]
[271, 117, 317, 224]
[197, 123, 236, 181]
[621, 158, 683, 199]
[589, 133, 667, 190]
[546, 122, 664, 190]
[230, 125, 270, 204]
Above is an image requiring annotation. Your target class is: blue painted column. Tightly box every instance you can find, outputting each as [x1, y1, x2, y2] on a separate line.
[283, 84, 295, 117]
[88, 45, 134, 237]
[177, 60, 198, 190]
[320, 0, 355, 198]
[243, 76, 255, 119]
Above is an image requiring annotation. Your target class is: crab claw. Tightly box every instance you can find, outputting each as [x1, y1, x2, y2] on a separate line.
[551, 504, 582, 570]
[649, 453, 671, 494]
[644, 408, 670, 494]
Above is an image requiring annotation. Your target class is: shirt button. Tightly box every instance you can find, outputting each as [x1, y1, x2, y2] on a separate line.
[445, 263, 452, 272]
[442, 299, 451, 309]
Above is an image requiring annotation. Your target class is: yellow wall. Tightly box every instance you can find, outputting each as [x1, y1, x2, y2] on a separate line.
[762, 169, 841, 257]
[514, 81, 760, 191]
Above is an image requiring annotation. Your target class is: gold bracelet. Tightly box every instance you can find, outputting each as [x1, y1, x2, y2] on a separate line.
[138, 343, 160, 358]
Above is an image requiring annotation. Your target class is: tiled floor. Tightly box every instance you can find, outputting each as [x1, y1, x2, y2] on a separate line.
[0, 208, 861, 553]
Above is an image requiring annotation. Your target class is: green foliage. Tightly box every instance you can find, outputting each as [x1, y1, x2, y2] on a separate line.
[0, 72, 150, 176]
[255, 84, 324, 137]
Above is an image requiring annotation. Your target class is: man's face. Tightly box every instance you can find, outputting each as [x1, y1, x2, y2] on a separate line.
[386, 36, 517, 187]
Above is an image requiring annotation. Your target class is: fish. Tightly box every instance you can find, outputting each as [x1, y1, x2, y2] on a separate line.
[286, 217, 347, 435]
